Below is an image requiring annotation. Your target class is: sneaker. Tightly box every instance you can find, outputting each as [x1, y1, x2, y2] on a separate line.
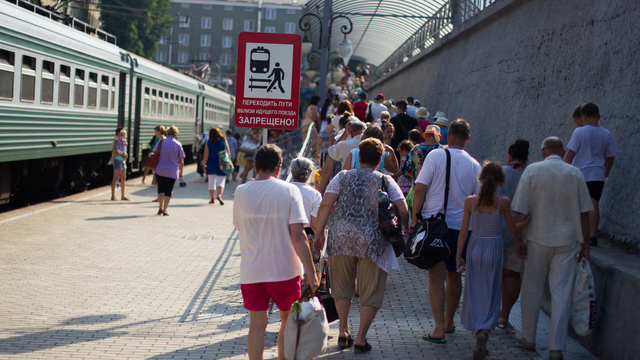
[515, 332, 536, 351]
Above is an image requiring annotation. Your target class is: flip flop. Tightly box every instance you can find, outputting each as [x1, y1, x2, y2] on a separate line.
[445, 326, 456, 334]
[111, 196, 117, 201]
[497, 323, 508, 329]
[337, 335, 354, 349]
[121, 197, 130, 201]
[217, 196, 224, 205]
[354, 342, 372, 353]
[422, 334, 447, 344]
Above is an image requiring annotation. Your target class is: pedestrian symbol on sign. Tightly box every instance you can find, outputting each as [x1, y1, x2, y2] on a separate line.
[243, 42, 294, 100]
[267, 63, 285, 93]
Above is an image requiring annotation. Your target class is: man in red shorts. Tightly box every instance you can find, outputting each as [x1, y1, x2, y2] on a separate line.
[233, 144, 319, 360]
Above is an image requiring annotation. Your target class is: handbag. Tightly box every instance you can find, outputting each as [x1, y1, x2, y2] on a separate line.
[218, 148, 234, 174]
[404, 149, 452, 270]
[146, 139, 163, 170]
[378, 175, 405, 257]
[570, 257, 596, 336]
[284, 288, 329, 360]
[364, 103, 373, 123]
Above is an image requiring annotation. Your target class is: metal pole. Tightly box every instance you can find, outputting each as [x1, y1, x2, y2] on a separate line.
[257, 0, 263, 32]
[168, 27, 173, 66]
[318, 0, 332, 107]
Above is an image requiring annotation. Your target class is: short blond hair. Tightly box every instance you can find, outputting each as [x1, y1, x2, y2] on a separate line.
[167, 125, 179, 137]
[380, 111, 390, 122]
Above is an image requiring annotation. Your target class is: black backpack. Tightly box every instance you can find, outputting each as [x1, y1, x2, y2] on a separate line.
[404, 149, 452, 270]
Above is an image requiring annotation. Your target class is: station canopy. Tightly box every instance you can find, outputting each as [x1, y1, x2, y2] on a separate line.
[302, 0, 450, 66]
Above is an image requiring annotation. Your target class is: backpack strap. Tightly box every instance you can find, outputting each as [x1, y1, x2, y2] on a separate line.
[443, 149, 451, 218]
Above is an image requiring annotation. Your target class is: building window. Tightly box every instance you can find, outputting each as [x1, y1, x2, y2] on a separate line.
[244, 19, 254, 32]
[40, 60, 54, 104]
[220, 53, 231, 66]
[177, 52, 189, 64]
[285, 22, 295, 34]
[0, 49, 15, 100]
[224, 5, 232, 10]
[158, 36, 167, 44]
[203, 5, 211, 9]
[245, 6, 254, 11]
[20, 55, 36, 102]
[265, 8, 276, 20]
[222, 18, 233, 30]
[287, 9, 296, 14]
[198, 52, 210, 61]
[264, 26, 276, 33]
[181, 3, 189, 8]
[201, 17, 211, 29]
[200, 35, 211, 47]
[179, 15, 189, 28]
[178, 33, 189, 46]
[222, 36, 232, 48]
[155, 51, 166, 62]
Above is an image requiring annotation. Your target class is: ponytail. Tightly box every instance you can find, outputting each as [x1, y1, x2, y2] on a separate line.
[477, 161, 505, 208]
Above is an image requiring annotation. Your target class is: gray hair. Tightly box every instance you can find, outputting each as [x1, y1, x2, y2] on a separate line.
[290, 157, 315, 182]
[350, 119, 366, 133]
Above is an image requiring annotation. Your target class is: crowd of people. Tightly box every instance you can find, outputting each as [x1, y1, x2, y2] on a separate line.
[233, 93, 618, 360]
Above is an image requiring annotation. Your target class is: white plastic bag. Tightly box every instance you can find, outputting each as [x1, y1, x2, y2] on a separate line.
[284, 295, 329, 360]
[570, 258, 596, 336]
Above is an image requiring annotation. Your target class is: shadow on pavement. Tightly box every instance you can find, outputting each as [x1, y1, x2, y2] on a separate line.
[85, 215, 148, 221]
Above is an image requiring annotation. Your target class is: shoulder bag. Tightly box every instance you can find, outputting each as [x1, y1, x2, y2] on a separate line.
[404, 149, 452, 270]
[284, 288, 329, 360]
[379, 175, 405, 257]
[146, 139, 163, 170]
[218, 141, 235, 174]
[364, 103, 374, 123]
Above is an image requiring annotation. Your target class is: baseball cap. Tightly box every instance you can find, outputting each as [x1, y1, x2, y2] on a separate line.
[375, 93, 385, 100]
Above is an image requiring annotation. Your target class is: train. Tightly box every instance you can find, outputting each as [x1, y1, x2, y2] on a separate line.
[0, 0, 235, 204]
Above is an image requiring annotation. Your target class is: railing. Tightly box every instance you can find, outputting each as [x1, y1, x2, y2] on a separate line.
[374, 0, 496, 80]
[4, 0, 117, 44]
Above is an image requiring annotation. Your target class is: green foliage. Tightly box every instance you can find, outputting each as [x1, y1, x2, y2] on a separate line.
[100, 0, 172, 60]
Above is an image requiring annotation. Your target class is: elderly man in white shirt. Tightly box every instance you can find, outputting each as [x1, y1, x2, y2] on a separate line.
[328, 120, 366, 163]
[511, 136, 593, 360]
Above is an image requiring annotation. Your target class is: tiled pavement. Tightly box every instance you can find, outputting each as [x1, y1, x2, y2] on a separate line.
[0, 165, 585, 359]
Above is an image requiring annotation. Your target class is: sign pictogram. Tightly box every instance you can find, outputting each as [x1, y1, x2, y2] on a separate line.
[235, 32, 301, 130]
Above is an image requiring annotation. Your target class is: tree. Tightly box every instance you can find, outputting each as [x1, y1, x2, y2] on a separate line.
[100, 0, 172, 60]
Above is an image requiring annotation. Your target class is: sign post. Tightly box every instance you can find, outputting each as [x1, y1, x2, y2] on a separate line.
[235, 32, 302, 143]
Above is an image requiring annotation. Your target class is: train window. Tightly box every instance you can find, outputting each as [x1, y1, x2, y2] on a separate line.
[0, 49, 15, 100]
[100, 75, 109, 109]
[20, 55, 36, 102]
[87, 72, 98, 108]
[151, 89, 157, 116]
[143, 87, 149, 115]
[110, 78, 116, 110]
[58, 64, 70, 105]
[157, 91, 163, 116]
[40, 60, 55, 104]
[74, 69, 85, 107]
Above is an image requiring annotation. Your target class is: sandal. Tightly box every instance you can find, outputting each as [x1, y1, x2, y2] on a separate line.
[111, 196, 117, 201]
[217, 196, 224, 205]
[422, 334, 447, 344]
[162, 211, 169, 216]
[157, 209, 163, 215]
[337, 335, 354, 349]
[497, 323, 508, 329]
[354, 342, 372, 354]
[121, 197, 130, 201]
[473, 331, 489, 360]
[445, 326, 456, 334]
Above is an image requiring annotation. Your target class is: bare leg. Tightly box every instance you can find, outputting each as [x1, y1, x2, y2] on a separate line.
[163, 196, 171, 212]
[355, 305, 378, 346]
[120, 170, 127, 199]
[277, 310, 289, 360]
[427, 262, 447, 339]
[247, 310, 268, 360]
[142, 167, 150, 183]
[157, 193, 165, 212]
[589, 198, 599, 238]
[499, 268, 522, 326]
[110, 170, 118, 199]
[216, 186, 224, 203]
[445, 271, 462, 332]
[208, 189, 216, 201]
[335, 299, 351, 338]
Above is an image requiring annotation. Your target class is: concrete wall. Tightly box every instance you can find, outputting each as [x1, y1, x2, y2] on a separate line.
[369, 0, 640, 248]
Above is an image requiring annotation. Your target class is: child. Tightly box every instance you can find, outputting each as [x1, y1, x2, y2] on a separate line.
[395, 140, 413, 197]
[456, 161, 530, 360]
[110, 128, 129, 201]
[108, 128, 128, 165]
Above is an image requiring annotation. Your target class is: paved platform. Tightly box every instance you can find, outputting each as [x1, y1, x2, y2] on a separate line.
[0, 165, 591, 359]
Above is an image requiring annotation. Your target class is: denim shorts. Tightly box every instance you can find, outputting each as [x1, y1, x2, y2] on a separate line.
[113, 159, 126, 170]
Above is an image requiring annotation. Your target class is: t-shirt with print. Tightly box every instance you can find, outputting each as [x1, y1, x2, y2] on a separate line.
[415, 148, 482, 230]
[567, 125, 618, 182]
[233, 179, 308, 284]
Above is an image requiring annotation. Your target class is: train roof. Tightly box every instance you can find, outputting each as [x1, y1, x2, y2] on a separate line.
[0, 2, 126, 70]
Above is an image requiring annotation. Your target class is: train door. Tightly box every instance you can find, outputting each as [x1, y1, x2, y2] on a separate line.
[132, 78, 142, 168]
[117, 72, 127, 127]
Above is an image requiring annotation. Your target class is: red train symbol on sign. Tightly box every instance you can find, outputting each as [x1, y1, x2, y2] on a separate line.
[250, 47, 270, 74]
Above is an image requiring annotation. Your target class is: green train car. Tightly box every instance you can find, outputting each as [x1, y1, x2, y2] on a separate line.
[0, 1, 234, 203]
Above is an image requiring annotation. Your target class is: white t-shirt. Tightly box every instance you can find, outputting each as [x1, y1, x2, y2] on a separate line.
[291, 181, 322, 225]
[415, 148, 481, 230]
[233, 178, 308, 284]
[366, 102, 388, 122]
[567, 125, 618, 182]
